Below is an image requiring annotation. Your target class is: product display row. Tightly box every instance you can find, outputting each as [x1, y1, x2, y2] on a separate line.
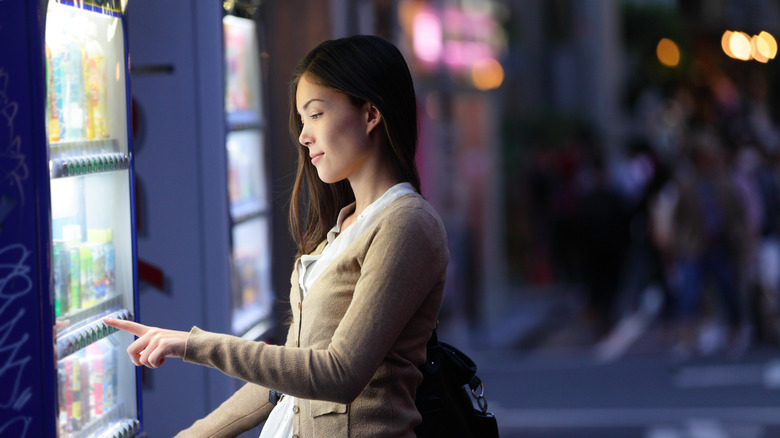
[53, 226, 117, 317]
[46, 16, 110, 143]
[57, 336, 139, 438]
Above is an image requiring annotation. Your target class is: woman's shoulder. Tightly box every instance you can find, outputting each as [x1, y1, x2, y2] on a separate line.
[378, 193, 447, 237]
[359, 192, 449, 266]
[384, 191, 438, 216]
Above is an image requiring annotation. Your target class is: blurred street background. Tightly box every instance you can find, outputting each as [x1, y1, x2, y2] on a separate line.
[127, 0, 780, 436]
[410, 1, 780, 436]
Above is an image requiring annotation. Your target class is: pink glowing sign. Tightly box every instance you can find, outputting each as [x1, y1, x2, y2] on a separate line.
[413, 9, 443, 64]
[412, 5, 500, 71]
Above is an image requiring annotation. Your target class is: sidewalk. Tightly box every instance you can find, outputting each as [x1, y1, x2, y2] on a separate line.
[438, 288, 569, 354]
[450, 284, 668, 355]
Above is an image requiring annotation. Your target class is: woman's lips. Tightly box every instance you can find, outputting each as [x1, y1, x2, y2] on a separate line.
[310, 152, 324, 164]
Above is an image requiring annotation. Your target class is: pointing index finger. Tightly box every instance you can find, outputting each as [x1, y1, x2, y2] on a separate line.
[103, 317, 149, 337]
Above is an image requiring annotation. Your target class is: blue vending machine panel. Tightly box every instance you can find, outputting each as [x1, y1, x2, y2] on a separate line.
[0, 1, 54, 435]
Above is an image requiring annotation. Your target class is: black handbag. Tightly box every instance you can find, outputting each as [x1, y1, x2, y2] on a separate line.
[415, 325, 499, 437]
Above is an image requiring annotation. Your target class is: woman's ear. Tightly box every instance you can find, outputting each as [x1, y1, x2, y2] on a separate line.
[364, 103, 383, 135]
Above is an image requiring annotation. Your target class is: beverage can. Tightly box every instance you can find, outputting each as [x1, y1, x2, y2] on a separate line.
[86, 343, 106, 416]
[46, 44, 61, 143]
[93, 354, 105, 416]
[80, 360, 91, 425]
[47, 22, 67, 144]
[89, 241, 107, 301]
[62, 30, 86, 141]
[67, 245, 81, 311]
[106, 337, 119, 408]
[84, 23, 108, 140]
[63, 358, 73, 433]
[88, 229, 115, 295]
[63, 225, 82, 311]
[79, 245, 93, 307]
[53, 241, 69, 316]
[106, 232, 116, 295]
[57, 360, 68, 433]
[71, 356, 81, 430]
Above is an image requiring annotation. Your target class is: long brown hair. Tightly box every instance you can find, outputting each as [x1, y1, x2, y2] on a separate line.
[288, 35, 420, 256]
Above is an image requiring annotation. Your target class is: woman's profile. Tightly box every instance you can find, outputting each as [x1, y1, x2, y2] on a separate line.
[105, 34, 449, 437]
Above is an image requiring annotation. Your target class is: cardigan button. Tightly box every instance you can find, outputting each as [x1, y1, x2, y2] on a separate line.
[295, 340, 299, 347]
[298, 302, 302, 310]
[292, 435, 300, 438]
[292, 404, 300, 414]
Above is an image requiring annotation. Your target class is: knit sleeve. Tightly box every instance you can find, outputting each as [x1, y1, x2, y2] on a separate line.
[182, 203, 448, 404]
[174, 318, 300, 436]
[173, 381, 273, 438]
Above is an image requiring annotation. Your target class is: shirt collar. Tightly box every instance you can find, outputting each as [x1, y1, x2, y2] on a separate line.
[327, 182, 416, 243]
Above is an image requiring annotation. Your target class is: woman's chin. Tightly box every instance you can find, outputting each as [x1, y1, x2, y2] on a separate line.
[316, 172, 345, 185]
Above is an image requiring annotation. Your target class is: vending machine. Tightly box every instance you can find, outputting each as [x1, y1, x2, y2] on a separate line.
[0, 1, 142, 437]
[122, 1, 272, 435]
[223, 12, 274, 339]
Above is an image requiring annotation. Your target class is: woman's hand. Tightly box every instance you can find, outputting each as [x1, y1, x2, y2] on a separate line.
[103, 317, 188, 368]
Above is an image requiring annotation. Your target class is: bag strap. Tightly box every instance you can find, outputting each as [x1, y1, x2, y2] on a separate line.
[427, 321, 440, 349]
[469, 375, 488, 413]
[427, 321, 490, 414]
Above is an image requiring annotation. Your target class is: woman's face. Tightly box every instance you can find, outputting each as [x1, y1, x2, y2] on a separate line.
[296, 74, 378, 184]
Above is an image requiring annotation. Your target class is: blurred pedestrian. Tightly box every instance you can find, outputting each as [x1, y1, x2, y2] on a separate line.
[577, 152, 630, 336]
[618, 139, 672, 318]
[730, 143, 764, 348]
[750, 147, 780, 343]
[667, 129, 748, 361]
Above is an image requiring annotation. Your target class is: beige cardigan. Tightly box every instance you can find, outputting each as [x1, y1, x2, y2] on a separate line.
[175, 193, 448, 437]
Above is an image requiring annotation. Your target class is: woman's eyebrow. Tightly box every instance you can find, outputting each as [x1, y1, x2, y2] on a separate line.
[301, 98, 325, 111]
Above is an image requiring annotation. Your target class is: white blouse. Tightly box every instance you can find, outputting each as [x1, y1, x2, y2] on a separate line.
[259, 182, 416, 438]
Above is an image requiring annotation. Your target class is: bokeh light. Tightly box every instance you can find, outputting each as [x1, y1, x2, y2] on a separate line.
[470, 57, 504, 90]
[413, 10, 443, 63]
[721, 31, 735, 58]
[656, 38, 680, 67]
[757, 31, 777, 59]
[722, 30, 776, 62]
[729, 31, 752, 60]
[752, 35, 769, 63]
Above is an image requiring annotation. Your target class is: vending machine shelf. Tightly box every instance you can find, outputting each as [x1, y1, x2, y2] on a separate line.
[50, 139, 120, 158]
[50, 152, 130, 178]
[56, 307, 133, 359]
[227, 110, 263, 131]
[57, 291, 123, 325]
[230, 199, 267, 223]
[69, 407, 140, 438]
[93, 417, 141, 438]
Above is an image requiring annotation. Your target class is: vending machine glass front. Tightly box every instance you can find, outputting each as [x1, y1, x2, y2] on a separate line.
[46, 1, 140, 436]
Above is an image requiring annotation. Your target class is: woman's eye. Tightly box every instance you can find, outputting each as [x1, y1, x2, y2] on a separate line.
[310, 113, 322, 120]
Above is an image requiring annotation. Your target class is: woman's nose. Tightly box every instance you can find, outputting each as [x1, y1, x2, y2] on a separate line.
[299, 128, 312, 147]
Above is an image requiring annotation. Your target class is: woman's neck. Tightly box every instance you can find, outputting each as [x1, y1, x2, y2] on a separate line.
[339, 174, 399, 235]
[350, 176, 400, 217]
[347, 150, 401, 216]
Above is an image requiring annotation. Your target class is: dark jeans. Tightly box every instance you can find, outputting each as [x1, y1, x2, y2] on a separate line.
[671, 245, 742, 326]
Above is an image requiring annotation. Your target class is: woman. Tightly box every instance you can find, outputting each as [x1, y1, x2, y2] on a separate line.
[105, 35, 449, 437]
